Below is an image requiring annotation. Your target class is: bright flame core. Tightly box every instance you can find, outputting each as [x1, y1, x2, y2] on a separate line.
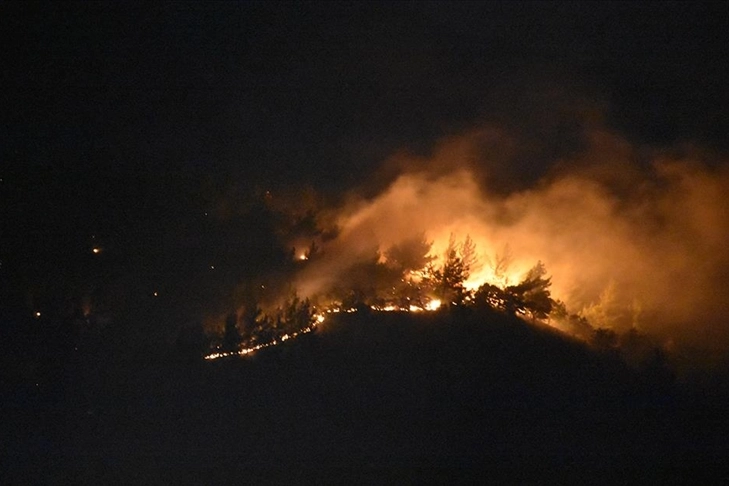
[290, 128, 729, 349]
[425, 299, 441, 311]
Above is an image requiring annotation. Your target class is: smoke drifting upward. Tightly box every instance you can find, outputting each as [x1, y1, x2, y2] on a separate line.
[293, 123, 729, 350]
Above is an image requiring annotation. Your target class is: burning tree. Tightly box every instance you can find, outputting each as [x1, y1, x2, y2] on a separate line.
[425, 234, 478, 307]
[485, 244, 513, 287]
[384, 233, 434, 308]
[280, 294, 315, 335]
[474, 283, 507, 311]
[550, 299, 594, 341]
[385, 233, 434, 274]
[328, 249, 392, 309]
[475, 260, 554, 319]
[507, 261, 554, 319]
[245, 293, 318, 345]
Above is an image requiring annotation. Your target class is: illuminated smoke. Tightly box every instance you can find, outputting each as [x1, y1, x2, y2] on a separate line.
[293, 126, 729, 350]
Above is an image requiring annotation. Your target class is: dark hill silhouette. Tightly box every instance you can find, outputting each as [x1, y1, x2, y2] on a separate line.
[5, 309, 729, 483]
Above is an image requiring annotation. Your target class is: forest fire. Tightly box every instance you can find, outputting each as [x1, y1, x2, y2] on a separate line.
[277, 127, 729, 351]
[204, 231, 560, 361]
[204, 298, 453, 360]
[201, 126, 729, 361]
[205, 319, 323, 360]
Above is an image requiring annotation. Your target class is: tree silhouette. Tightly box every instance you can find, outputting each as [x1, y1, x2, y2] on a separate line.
[580, 280, 621, 329]
[385, 233, 434, 274]
[281, 294, 315, 335]
[304, 240, 319, 260]
[592, 327, 618, 352]
[384, 233, 434, 308]
[240, 298, 262, 345]
[506, 261, 553, 320]
[550, 299, 594, 340]
[460, 234, 480, 277]
[222, 312, 241, 352]
[474, 283, 508, 310]
[475, 261, 553, 319]
[485, 243, 513, 286]
[426, 234, 476, 307]
[330, 249, 387, 308]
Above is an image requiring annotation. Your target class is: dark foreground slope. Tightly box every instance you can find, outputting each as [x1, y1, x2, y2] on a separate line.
[5, 309, 729, 483]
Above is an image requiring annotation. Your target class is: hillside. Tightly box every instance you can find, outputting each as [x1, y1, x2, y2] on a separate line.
[5, 309, 728, 483]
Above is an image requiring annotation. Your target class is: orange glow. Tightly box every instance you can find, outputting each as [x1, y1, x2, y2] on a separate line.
[251, 121, 729, 355]
[92, 247, 101, 254]
[204, 321, 320, 361]
[371, 304, 399, 312]
[425, 299, 441, 311]
[204, 300, 481, 361]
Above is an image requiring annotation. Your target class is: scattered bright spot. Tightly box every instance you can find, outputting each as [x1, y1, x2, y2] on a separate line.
[153, 291, 158, 297]
[425, 299, 442, 311]
[299, 254, 308, 261]
[35, 311, 41, 318]
[204, 324, 318, 361]
[92, 247, 101, 254]
[371, 304, 399, 311]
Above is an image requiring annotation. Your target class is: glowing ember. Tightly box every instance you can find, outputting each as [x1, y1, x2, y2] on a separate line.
[425, 299, 441, 311]
[299, 254, 308, 261]
[92, 247, 101, 254]
[205, 321, 322, 361]
[371, 304, 399, 312]
[205, 299, 460, 362]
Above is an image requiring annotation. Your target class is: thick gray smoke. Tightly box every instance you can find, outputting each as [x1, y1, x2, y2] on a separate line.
[294, 123, 729, 351]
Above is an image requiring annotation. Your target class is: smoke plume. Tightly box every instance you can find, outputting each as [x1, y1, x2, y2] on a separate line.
[293, 121, 729, 351]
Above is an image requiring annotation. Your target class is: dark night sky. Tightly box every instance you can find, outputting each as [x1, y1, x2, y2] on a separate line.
[2, 1, 728, 311]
